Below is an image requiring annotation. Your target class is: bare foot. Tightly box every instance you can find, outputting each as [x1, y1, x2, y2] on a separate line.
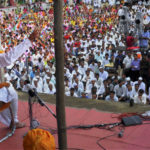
[15, 122, 26, 129]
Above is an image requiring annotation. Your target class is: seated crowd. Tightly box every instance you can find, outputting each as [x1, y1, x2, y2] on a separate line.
[0, 1, 150, 105]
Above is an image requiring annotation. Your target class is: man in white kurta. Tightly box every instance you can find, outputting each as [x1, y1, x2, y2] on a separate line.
[0, 39, 32, 68]
[134, 89, 147, 104]
[0, 29, 38, 128]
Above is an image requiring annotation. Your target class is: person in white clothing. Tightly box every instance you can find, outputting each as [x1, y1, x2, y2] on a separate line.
[45, 61, 55, 75]
[48, 83, 56, 95]
[134, 77, 146, 92]
[125, 77, 134, 86]
[132, 83, 139, 97]
[43, 76, 51, 94]
[16, 78, 25, 91]
[0, 29, 38, 68]
[82, 69, 92, 84]
[105, 91, 118, 102]
[72, 83, 83, 97]
[114, 79, 127, 101]
[0, 82, 24, 128]
[85, 78, 98, 94]
[118, 6, 124, 19]
[102, 53, 110, 67]
[4, 69, 12, 82]
[123, 52, 133, 77]
[125, 84, 134, 102]
[32, 51, 41, 65]
[32, 77, 43, 93]
[65, 87, 78, 97]
[0, 29, 39, 128]
[134, 89, 147, 104]
[99, 67, 109, 81]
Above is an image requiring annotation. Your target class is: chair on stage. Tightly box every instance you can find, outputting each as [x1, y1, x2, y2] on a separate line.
[0, 101, 16, 143]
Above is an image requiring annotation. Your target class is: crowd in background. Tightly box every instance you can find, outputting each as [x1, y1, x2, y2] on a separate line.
[0, 0, 150, 104]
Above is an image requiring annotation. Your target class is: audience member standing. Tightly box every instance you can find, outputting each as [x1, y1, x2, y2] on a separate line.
[131, 54, 140, 81]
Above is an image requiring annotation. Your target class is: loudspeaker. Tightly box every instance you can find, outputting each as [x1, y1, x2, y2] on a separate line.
[122, 115, 142, 126]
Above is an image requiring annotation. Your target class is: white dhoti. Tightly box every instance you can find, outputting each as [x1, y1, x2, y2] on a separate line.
[0, 84, 18, 126]
[0, 38, 32, 126]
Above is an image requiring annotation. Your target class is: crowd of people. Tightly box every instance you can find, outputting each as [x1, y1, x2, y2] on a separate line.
[0, 1, 150, 105]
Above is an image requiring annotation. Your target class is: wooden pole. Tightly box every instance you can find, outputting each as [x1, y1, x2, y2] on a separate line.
[0, 68, 5, 83]
[54, 0, 67, 149]
[0, 32, 5, 83]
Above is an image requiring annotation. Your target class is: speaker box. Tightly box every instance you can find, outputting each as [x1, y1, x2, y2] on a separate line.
[122, 115, 142, 126]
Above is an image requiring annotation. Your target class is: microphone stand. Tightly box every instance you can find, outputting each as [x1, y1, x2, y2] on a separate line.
[34, 91, 57, 119]
[28, 89, 57, 130]
[28, 94, 35, 130]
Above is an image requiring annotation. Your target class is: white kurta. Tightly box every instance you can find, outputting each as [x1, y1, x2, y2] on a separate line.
[0, 39, 32, 126]
[134, 94, 147, 104]
[0, 39, 32, 67]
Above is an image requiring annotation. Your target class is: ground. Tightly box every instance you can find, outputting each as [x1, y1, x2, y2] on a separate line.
[18, 91, 150, 114]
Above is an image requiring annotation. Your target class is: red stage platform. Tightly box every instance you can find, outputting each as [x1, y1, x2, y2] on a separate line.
[0, 101, 150, 150]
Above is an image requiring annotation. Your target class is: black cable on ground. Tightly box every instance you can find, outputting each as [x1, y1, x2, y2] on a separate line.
[96, 133, 117, 150]
[96, 124, 125, 150]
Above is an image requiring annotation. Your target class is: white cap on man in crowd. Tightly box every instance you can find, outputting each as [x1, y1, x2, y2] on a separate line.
[126, 77, 131, 81]
[90, 78, 97, 82]
[33, 78, 38, 81]
[138, 77, 143, 81]
[72, 83, 77, 88]
[46, 76, 50, 80]
[99, 66, 104, 69]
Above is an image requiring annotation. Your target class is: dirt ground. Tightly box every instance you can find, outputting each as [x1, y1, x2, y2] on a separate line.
[18, 91, 150, 114]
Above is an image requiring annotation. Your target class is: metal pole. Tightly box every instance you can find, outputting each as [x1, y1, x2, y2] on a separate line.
[54, 0, 67, 149]
[28, 95, 33, 129]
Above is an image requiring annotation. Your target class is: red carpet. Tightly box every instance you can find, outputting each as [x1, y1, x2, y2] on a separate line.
[0, 101, 150, 150]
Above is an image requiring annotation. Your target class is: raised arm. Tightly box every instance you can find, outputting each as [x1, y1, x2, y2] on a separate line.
[0, 39, 32, 67]
[0, 29, 39, 68]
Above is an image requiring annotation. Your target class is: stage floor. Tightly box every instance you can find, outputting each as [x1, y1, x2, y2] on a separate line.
[0, 100, 150, 150]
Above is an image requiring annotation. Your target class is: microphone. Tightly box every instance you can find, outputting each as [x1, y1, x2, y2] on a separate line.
[26, 84, 36, 97]
[118, 130, 124, 138]
[28, 89, 36, 97]
[26, 84, 44, 106]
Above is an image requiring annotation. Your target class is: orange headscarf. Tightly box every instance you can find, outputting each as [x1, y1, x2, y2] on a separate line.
[23, 128, 56, 150]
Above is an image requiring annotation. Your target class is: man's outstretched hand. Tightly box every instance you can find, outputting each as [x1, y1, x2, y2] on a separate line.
[28, 29, 40, 43]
